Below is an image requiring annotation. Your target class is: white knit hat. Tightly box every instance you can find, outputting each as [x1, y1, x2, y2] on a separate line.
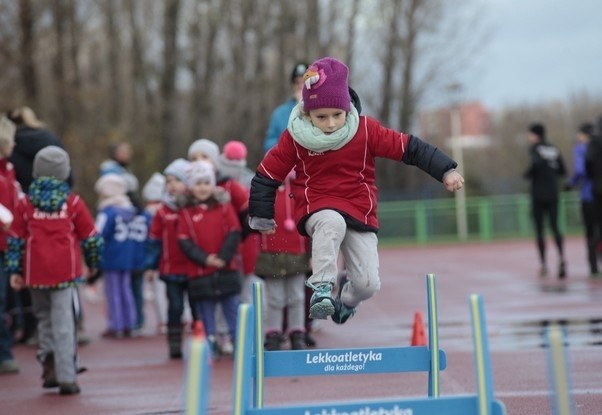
[187, 160, 216, 188]
[94, 173, 128, 198]
[142, 172, 166, 202]
[187, 138, 219, 165]
[163, 158, 190, 183]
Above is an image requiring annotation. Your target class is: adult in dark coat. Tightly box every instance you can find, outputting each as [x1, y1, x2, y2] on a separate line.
[523, 122, 567, 279]
[5, 107, 72, 345]
[7, 107, 72, 192]
[585, 116, 602, 270]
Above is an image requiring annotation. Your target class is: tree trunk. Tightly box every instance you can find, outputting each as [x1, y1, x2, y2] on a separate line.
[18, 0, 37, 105]
[160, 0, 181, 164]
[105, 0, 121, 124]
[51, 0, 69, 136]
[377, 0, 402, 128]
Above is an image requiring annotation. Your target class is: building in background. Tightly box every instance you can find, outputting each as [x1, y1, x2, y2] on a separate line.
[419, 101, 492, 149]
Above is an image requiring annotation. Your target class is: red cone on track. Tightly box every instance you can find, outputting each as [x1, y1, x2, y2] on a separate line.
[411, 311, 427, 346]
[193, 321, 206, 339]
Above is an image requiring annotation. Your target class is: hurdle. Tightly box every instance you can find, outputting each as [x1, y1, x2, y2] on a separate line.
[184, 322, 212, 415]
[231, 274, 505, 414]
[545, 324, 575, 415]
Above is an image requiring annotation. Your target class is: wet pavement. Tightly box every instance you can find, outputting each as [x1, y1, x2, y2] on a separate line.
[1, 236, 601, 414]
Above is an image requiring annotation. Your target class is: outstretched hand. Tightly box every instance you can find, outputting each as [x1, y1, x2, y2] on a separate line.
[10, 274, 24, 291]
[248, 217, 277, 235]
[443, 170, 465, 192]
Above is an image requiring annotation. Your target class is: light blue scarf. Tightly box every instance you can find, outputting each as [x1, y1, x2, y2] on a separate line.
[287, 103, 360, 152]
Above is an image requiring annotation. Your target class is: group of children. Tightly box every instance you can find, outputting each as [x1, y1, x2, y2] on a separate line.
[0, 56, 464, 396]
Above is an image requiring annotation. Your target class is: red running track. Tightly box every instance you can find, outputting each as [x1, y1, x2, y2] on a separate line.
[1, 236, 601, 414]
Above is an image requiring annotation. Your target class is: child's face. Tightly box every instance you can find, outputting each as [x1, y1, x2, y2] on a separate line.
[190, 180, 213, 202]
[0, 140, 15, 158]
[165, 175, 187, 196]
[308, 108, 347, 134]
[189, 151, 215, 166]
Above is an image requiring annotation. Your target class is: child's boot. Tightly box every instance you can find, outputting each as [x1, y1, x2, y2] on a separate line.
[167, 325, 183, 359]
[264, 331, 282, 351]
[331, 274, 356, 325]
[207, 335, 219, 359]
[306, 281, 335, 320]
[39, 352, 58, 388]
[59, 382, 81, 395]
[289, 331, 305, 350]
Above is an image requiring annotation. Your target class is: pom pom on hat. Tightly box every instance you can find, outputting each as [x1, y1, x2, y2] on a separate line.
[302, 57, 351, 113]
[142, 172, 166, 202]
[33, 145, 71, 181]
[187, 138, 219, 166]
[218, 140, 247, 175]
[95, 173, 128, 198]
[163, 158, 190, 183]
[223, 140, 247, 161]
[187, 160, 216, 189]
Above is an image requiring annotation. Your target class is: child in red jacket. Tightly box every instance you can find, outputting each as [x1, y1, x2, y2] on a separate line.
[144, 158, 195, 359]
[177, 160, 242, 357]
[7, 146, 103, 395]
[0, 115, 20, 375]
[254, 171, 311, 350]
[249, 57, 464, 325]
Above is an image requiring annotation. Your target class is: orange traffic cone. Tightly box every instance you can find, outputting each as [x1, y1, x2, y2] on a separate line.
[411, 311, 427, 346]
[193, 320, 206, 339]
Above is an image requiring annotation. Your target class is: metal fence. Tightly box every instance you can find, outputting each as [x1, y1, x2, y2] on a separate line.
[377, 192, 582, 245]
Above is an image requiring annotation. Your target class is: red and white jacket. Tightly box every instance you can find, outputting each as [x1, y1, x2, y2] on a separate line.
[260, 181, 309, 255]
[0, 159, 19, 252]
[177, 202, 241, 279]
[250, 116, 457, 234]
[149, 204, 197, 276]
[10, 194, 97, 286]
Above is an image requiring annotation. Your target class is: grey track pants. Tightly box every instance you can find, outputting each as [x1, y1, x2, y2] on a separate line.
[305, 209, 380, 308]
[31, 286, 77, 383]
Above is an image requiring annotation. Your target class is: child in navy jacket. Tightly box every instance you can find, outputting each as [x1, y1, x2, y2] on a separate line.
[95, 173, 137, 338]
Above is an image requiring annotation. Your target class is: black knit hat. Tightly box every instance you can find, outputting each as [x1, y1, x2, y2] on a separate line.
[290, 62, 308, 83]
[579, 122, 594, 136]
[528, 123, 545, 139]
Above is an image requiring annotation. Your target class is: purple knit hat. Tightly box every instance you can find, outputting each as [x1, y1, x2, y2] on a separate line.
[302, 57, 351, 112]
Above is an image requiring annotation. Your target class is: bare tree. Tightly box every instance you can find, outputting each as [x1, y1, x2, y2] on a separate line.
[50, 0, 70, 136]
[159, 0, 181, 165]
[18, 0, 37, 105]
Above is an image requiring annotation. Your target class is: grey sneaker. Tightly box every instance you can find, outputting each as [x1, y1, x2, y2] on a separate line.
[306, 281, 335, 320]
[0, 359, 19, 374]
[332, 274, 356, 325]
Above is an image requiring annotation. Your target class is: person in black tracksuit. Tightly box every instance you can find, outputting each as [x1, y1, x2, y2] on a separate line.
[585, 116, 602, 274]
[524, 123, 567, 279]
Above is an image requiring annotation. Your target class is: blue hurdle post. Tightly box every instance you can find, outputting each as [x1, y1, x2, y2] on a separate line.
[469, 294, 503, 415]
[185, 321, 212, 415]
[426, 273, 441, 397]
[545, 324, 575, 415]
[253, 283, 265, 408]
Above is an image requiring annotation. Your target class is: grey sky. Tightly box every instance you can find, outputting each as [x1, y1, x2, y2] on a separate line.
[461, 0, 602, 109]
